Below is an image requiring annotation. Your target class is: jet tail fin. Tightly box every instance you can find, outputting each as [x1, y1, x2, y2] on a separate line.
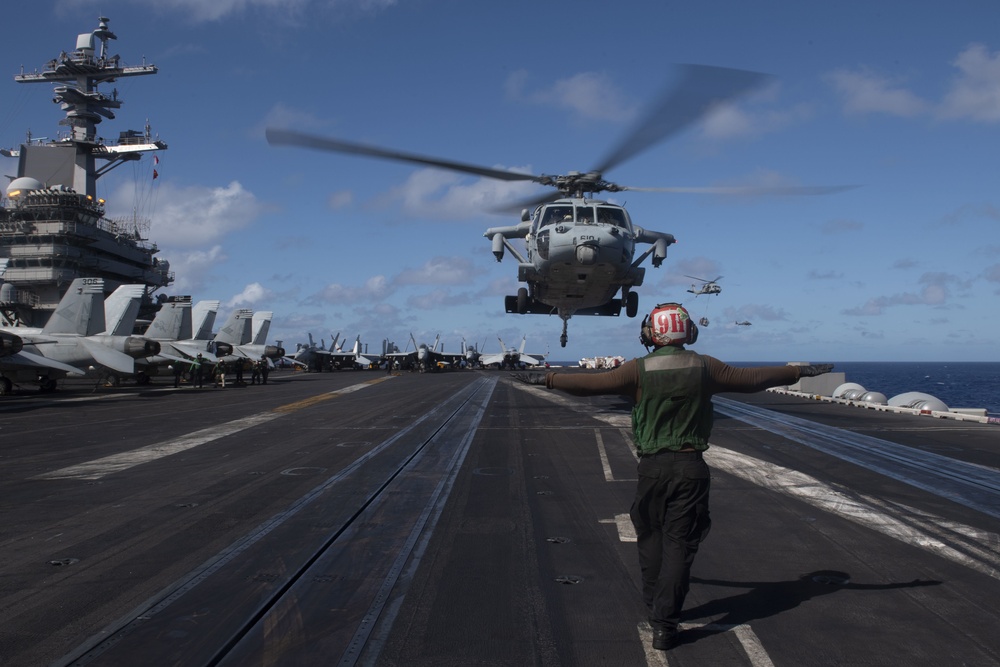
[214, 309, 253, 345]
[251, 312, 272, 345]
[191, 300, 220, 340]
[103, 284, 146, 336]
[42, 278, 106, 336]
[147, 300, 192, 341]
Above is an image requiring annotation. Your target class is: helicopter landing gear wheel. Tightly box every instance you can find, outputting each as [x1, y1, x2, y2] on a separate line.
[625, 290, 639, 318]
[516, 287, 528, 314]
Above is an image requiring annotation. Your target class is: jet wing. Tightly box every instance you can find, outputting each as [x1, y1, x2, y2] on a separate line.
[519, 354, 545, 367]
[478, 353, 504, 367]
[1, 351, 86, 375]
[435, 351, 468, 366]
[164, 341, 219, 362]
[79, 338, 137, 374]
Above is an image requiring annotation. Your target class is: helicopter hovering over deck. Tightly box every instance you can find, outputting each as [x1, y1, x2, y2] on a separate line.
[266, 65, 852, 346]
[686, 275, 723, 297]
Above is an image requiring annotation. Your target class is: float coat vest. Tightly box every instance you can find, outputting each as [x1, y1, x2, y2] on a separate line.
[632, 347, 713, 455]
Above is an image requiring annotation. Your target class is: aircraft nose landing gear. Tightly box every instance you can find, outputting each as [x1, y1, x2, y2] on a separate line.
[559, 315, 569, 347]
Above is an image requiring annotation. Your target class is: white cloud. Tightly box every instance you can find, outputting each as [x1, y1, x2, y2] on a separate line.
[409, 288, 472, 310]
[136, 181, 266, 249]
[164, 245, 227, 293]
[328, 190, 354, 209]
[385, 168, 537, 220]
[67, 0, 397, 24]
[700, 95, 810, 141]
[309, 274, 394, 305]
[226, 282, 275, 308]
[939, 44, 1000, 122]
[505, 69, 638, 123]
[842, 272, 963, 315]
[827, 68, 928, 117]
[393, 257, 478, 286]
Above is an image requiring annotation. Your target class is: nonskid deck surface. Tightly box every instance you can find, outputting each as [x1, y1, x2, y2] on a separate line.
[1, 369, 998, 666]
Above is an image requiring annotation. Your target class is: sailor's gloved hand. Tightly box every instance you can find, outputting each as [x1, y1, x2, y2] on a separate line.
[795, 363, 834, 377]
[511, 372, 546, 386]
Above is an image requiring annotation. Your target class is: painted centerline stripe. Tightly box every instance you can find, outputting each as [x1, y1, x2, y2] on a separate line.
[34, 378, 394, 481]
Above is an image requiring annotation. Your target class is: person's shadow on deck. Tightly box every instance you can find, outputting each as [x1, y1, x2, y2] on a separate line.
[675, 570, 941, 645]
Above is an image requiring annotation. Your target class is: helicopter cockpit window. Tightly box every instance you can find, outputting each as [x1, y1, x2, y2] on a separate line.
[597, 207, 628, 228]
[540, 206, 573, 228]
[575, 206, 595, 223]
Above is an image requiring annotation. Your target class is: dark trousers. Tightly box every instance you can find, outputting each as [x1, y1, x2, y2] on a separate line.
[630, 450, 712, 632]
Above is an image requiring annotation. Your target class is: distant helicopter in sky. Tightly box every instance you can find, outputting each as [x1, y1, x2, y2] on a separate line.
[686, 275, 723, 296]
[267, 65, 852, 346]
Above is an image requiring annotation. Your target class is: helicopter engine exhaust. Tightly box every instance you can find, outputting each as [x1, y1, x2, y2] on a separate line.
[652, 238, 668, 267]
[491, 233, 504, 262]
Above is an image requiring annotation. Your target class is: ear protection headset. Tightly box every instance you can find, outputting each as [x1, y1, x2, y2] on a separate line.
[640, 302, 699, 349]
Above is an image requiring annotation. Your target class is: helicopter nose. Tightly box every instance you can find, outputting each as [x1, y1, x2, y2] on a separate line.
[576, 244, 598, 265]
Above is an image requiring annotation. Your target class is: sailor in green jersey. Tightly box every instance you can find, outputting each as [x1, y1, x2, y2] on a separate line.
[513, 302, 832, 651]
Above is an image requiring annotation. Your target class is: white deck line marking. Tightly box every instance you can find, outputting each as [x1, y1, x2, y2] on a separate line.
[636, 621, 774, 666]
[731, 623, 777, 667]
[707, 445, 1000, 581]
[636, 622, 671, 666]
[513, 384, 1000, 579]
[614, 513, 636, 542]
[34, 380, 389, 481]
[595, 428, 616, 481]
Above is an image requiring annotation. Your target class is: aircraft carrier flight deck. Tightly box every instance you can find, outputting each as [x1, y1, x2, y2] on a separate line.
[1, 368, 998, 666]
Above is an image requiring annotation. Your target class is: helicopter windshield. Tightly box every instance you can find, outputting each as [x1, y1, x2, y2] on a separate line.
[539, 205, 573, 228]
[575, 206, 595, 223]
[597, 206, 629, 228]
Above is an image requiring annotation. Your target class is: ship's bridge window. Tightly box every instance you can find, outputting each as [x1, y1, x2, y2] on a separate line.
[597, 207, 629, 228]
[539, 205, 573, 228]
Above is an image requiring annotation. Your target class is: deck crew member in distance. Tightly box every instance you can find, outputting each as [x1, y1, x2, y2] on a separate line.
[513, 301, 832, 651]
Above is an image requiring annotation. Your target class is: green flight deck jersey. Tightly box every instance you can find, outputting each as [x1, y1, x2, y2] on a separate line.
[544, 348, 801, 456]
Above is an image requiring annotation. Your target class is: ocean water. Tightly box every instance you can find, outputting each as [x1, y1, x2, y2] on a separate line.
[734, 361, 1000, 416]
[552, 360, 1000, 416]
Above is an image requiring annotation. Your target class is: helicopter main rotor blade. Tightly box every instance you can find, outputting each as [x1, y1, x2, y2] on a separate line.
[266, 128, 542, 183]
[621, 184, 858, 195]
[593, 64, 771, 176]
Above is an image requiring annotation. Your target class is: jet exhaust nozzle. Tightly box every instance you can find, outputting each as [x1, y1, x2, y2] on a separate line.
[123, 337, 161, 358]
[0, 331, 24, 356]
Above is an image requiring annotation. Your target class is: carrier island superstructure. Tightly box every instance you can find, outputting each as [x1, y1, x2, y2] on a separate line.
[0, 16, 172, 328]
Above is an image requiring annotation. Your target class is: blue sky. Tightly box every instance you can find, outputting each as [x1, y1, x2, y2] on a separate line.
[2, 0, 999, 362]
